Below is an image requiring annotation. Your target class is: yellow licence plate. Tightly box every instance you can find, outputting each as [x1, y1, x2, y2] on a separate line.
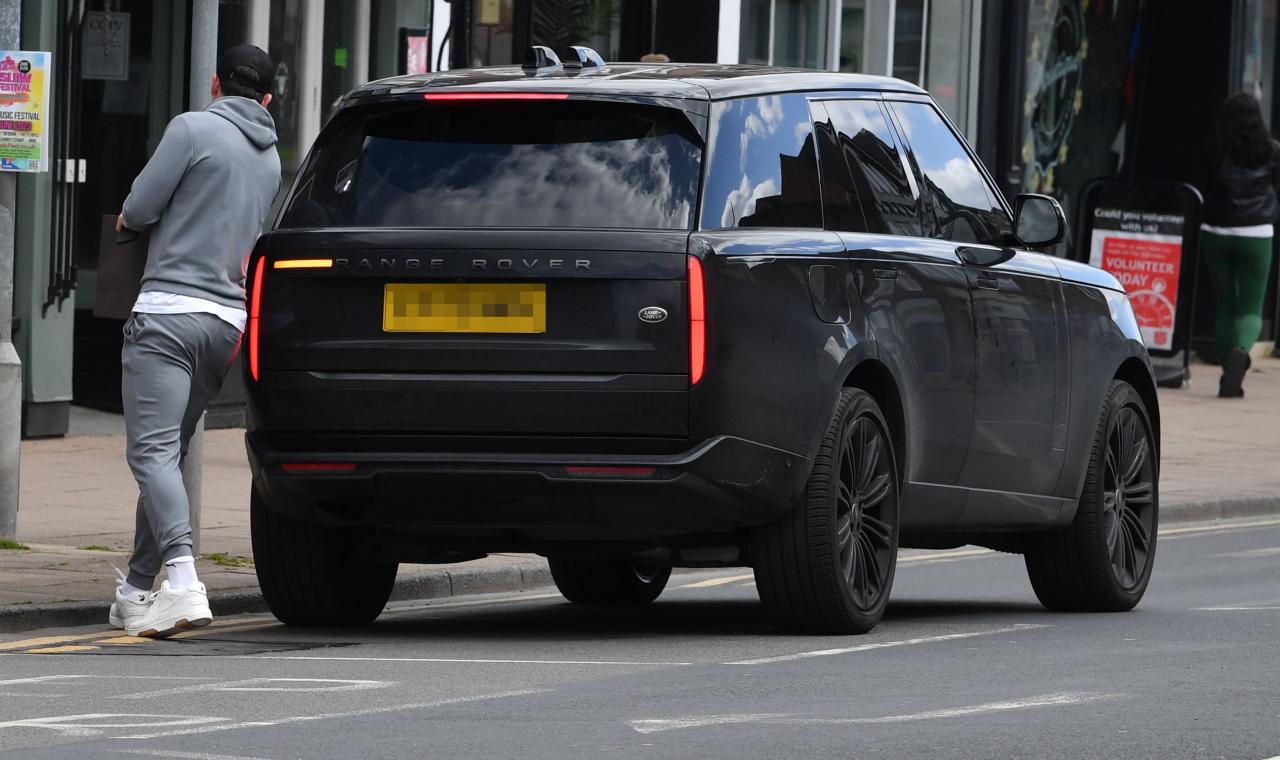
[382, 283, 547, 334]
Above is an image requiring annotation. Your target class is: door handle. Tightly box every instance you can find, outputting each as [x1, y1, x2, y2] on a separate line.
[957, 246, 1015, 267]
[975, 274, 999, 291]
[872, 268, 898, 281]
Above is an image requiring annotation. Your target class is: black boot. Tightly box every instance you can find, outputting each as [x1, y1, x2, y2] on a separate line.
[1219, 348, 1248, 398]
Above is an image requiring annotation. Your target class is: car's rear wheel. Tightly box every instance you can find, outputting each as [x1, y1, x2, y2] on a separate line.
[753, 388, 900, 634]
[548, 556, 671, 605]
[250, 487, 398, 625]
[1024, 380, 1158, 611]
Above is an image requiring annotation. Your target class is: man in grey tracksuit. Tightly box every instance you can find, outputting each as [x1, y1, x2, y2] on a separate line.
[110, 45, 280, 638]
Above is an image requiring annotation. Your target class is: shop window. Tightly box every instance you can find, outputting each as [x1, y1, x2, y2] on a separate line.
[820, 99, 921, 237]
[531, 0, 622, 61]
[839, 0, 865, 72]
[370, 0, 434, 78]
[892, 0, 924, 83]
[887, 101, 1010, 245]
[702, 95, 822, 230]
[739, 0, 830, 69]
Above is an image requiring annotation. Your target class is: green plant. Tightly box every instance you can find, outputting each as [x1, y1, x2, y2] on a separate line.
[78, 544, 112, 552]
[0, 538, 30, 551]
[531, 0, 619, 55]
[202, 552, 254, 568]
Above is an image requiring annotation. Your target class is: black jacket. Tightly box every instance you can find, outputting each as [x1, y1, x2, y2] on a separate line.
[1202, 139, 1280, 227]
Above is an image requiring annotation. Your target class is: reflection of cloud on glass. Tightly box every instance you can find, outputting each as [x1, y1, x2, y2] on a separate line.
[358, 138, 694, 229]
[741, 96, 786, 167]
[930, 156, 989, 208]
[720, 174, 779, 228]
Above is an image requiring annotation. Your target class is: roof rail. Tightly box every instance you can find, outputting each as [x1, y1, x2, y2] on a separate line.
[522, 45, 562, 72]
[565, 46, 605, 68]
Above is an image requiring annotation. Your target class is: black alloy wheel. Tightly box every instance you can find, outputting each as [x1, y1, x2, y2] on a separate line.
[754, 388, 900, 634]
[1025, 380, 1159, 611]
[835, 414, 897, 612]
[1102, 404, 1157, 590]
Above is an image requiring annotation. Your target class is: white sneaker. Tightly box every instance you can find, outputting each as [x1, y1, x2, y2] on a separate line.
[108, 586, 152, 630]
[125, 581, 213, 638]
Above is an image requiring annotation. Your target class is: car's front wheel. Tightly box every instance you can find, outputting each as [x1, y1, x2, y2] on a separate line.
[548, 556, 671, 605]
[753, 388, 900, 634]
[250, 487, 398, 625]
[1024, 380, 1159, 611]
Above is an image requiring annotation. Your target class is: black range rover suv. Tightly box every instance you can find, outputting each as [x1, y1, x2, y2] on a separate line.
[246, 49, 1160, 634]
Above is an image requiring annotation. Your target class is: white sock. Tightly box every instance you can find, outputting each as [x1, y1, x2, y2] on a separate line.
[164, 555, 199, 592]
[119, 581, 148, 598]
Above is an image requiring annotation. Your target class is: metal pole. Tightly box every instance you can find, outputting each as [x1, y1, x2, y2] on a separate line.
[0, 0, 24, 540]
[184, 0, 218, 555]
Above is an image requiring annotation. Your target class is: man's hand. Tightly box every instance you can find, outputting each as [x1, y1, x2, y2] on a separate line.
[115, 213, 125, 232]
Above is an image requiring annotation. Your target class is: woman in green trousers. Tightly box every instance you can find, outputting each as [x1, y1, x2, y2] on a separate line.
[1200, 93, 1280, 397]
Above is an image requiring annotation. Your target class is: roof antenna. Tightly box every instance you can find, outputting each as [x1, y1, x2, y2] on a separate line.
[522, 45, 562, 73]
[565, 46, 605, 68]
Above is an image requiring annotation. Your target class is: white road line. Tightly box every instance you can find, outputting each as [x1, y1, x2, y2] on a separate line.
[1194, 606, 1280, 611]
[0, 714, 226, 737]
[224, 655, 692, 666]
[726, 624, 1048, 666]
[1215, 547, 1280, 558]
[629, 692, 1118, 733]
[112, 750, 278, 760]
[0, 675, 207, 686]
[115, 688, 550, 740]
[118, 678, 394, 700]
[679, 574, 754, 589]
[0, 675, 83, 686]
[1161, 518, 1280, 537]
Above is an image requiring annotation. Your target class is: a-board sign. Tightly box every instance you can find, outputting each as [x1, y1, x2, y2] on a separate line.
[1076, 179, 1204, 387]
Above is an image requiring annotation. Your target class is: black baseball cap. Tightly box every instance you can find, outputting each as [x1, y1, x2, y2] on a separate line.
[217, 44, 274, 96]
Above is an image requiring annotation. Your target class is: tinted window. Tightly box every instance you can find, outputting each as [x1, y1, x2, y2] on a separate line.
[279, 101, 701, 230]
[887, 101, 1012, 244]
[702, 95, 822, 229]
[821, 99, 922, 237]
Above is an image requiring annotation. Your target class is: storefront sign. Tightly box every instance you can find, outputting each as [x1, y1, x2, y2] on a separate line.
[82, 11, 130, 81]
[0, 51, 51, 173]
[399, 27, 431, 75]
[1088, 208, 1185, 351]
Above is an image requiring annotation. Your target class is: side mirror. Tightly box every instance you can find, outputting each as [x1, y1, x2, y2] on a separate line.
[1012, 193, 1066, 247]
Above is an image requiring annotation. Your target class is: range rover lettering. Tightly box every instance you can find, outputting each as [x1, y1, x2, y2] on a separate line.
[245, 49, 1160, 634]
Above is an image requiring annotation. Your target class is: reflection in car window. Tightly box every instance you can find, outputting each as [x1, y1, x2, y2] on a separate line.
[278, 101, 701, 230]
[702, 95, 822, 229]
[820, 99, 922, 237]
[887, 101, 1012, 245]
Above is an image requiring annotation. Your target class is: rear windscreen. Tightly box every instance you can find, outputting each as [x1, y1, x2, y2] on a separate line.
[278, 100, 702, 230]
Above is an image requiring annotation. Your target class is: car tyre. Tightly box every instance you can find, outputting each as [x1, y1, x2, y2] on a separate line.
[1024, 380, 1159, 611]
[752, 388, 900, 634]
[250, 487, 398, 626]
[548, 557, 671, 605]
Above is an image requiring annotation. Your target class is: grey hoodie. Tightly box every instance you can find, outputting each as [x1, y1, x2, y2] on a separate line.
[122, 96, 281, 310]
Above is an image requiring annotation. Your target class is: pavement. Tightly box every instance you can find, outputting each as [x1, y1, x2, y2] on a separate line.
[0, 517, 1277, 759]
[1, 357, 1278, 633]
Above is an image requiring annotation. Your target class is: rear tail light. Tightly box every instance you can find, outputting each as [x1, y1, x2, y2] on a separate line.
[273, 258, 333, 269]
[688, 256, 706, 385]
[281, 462, 357, 474]
[247, 257, 265, 381]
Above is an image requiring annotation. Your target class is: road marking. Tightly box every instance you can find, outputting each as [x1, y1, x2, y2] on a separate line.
[1161, 518, 1280, 537]
[0, 713, 226, 737]
[0, 675, 85, 686]
[225, 655, 692, 666]
[680, 574, 754, 589]
[899, 548, 995, 563]
[629, 692, 1118, 733]
[0, 634, 106, 651]
[112, 750, 279, 760]
[727, 624, 1049, 666]
[1215, 547, 1280, 558]
[169, 622, 278, 639]
[27, 645, 100, 654]
[1194, 606, 1280, 611]
[119, 678, 394, 699]
[98, 636, 148, 645]
[116, 688, 550, 740]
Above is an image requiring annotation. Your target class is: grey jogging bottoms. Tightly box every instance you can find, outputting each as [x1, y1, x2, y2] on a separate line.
[121, 311, 242, 590]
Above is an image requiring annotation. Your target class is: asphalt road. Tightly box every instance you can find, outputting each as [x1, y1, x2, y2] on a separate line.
[0, 517, 1278, 760]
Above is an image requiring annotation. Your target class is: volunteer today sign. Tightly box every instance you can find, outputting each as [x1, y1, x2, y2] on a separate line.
[0, 50, 51, 173]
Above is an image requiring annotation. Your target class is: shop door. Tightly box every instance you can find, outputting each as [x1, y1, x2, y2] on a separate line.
[71, 0, 188, 410]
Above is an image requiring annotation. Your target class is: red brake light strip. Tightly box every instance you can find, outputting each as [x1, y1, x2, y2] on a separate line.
[423, 92, 570, 101]
[689, 256, 706, 385]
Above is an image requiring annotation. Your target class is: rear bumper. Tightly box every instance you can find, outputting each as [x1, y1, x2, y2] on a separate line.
[246, 432, 809, 546]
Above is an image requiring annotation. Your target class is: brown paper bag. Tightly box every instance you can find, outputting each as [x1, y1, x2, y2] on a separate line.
[93, 214, 149, 320]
